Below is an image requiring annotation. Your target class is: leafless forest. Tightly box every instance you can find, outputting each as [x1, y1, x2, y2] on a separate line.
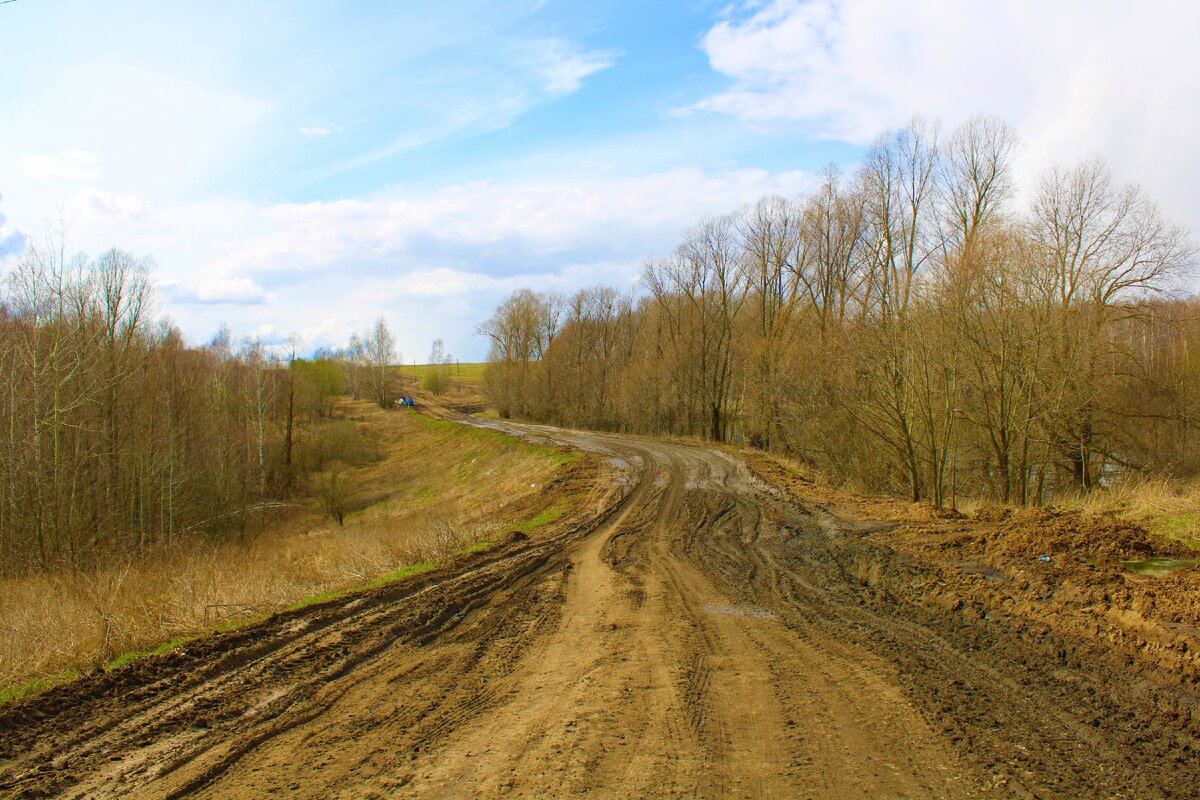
[480, 116, 1198, 507]
[0, 244, 403, 576]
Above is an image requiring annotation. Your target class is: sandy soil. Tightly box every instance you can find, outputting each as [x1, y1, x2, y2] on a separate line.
[1, 414, 1197, 798]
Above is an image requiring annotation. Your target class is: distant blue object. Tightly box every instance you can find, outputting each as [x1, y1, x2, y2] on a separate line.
[1039, 556, 1051, 563]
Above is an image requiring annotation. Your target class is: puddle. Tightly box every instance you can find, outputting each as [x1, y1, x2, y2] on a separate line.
[702, 604, 776, 619]
[1120, 557, 1197, 577]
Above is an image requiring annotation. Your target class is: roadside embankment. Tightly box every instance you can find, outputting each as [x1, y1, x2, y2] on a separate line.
[0, 399, 582, 705]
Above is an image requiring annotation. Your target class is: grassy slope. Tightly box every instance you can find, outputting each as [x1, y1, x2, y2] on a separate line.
[397, 362, 487, 386]
[0, 398, 574, 704]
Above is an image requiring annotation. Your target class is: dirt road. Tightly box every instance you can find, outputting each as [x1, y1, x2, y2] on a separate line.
[2, 417, 1197, 798]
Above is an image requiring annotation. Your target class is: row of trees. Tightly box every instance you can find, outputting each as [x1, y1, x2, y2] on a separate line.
[339, 318, 397, 409]
[337, 328, 457, 400]
[0, 237, 390, 574]
[480, 116, 1198, 506]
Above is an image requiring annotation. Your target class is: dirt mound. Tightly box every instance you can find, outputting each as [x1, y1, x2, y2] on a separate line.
[985, 507, 1184, 564]
[744, 450, 1200, 795]
[742, 449, 940, 523]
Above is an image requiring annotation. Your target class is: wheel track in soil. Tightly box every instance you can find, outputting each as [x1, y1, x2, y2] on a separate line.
[0, 412, 1197, 797]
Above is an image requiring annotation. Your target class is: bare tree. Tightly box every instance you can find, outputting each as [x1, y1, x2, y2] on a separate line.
[0, 235, 300, 571]
[424, 338, 454, 395]
[477, 290, 557, 418]
[476, 115, 1198, 507]
[364, 317, 396, 408]
[799, 167, 869, 330]
[737, 196, 802, 447]
[854, 117, 944, 501]
[1030, 157, 1196, 489]
[940, 116, 1020, 255]
[645, 215, 747, 441]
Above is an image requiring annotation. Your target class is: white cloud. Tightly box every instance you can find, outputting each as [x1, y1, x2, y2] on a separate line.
[399, 267, 484, 298]
[250, 323, 279, 342]
[518, 38, 620, 95]
[168, 276, 273, 306]
[19, 150, 100, 182]
[688, 0, 1200, 238]
[318, 38, 616, 179]
[688, 0, 1119, 140]
[375, 260, 642, 301]
[71, 188, 150, 222]
[239, 166, 810, 275]
[49, 166, 811, 359]
[298, 126, 341, 138]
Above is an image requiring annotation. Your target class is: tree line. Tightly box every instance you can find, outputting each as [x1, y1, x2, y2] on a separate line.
[479, 116, 1198, 506]
[0, 235, 402, 575]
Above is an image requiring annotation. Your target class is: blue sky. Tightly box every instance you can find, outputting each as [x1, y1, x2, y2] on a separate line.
[1, 0, 1197, 361]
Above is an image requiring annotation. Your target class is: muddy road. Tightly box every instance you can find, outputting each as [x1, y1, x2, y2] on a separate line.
[2, 417, 1198, 798]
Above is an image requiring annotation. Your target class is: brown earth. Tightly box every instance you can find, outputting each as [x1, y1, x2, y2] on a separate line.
[2, 414, 1199, 798]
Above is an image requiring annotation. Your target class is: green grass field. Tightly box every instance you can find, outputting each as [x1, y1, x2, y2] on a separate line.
[397, 362, 487, 386]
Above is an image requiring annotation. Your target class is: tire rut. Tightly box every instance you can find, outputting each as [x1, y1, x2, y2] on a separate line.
[4, 414, 1194, 798]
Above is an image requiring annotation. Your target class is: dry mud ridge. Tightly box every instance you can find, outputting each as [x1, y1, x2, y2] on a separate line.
[2, 416, 1199, 799]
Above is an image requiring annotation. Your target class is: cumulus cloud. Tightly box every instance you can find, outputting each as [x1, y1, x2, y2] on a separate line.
[56, 166, 811, 358]
[687, 0, 1200, 243]
[168, 276, 273, 306]
[71, 188, 150, 222]
[373, 261, 642, 301]
[18, 150, 100, 182]
[224, 166, 812, 281]
[688, 0, 1182, 141]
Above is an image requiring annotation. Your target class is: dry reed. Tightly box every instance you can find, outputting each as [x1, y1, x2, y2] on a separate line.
[0, 403, 564, 700]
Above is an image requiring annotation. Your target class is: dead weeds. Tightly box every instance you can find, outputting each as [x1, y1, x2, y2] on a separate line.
[746, 449, 1200, 687]
[0, 399, 581, 701]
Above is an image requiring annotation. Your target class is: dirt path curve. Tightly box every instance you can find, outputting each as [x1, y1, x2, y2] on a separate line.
[2, 414, 1191, 798]
[391, 432, 977, 799]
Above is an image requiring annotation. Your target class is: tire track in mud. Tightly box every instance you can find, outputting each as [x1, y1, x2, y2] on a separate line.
[676, 451, 1200, 799]
[385, 451, 714, 799]
[0, 454, 635, 799]
[389, 427, 978, 799]
[3, 412, 1196, 798]
[633, 446, 974, 799]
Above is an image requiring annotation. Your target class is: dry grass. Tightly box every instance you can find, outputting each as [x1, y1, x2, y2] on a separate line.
[739, 445, 1200, 546]
[394, 363, 490, 412]
[1054, 476, 1200, 551]
[0, 399, 570, 702]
